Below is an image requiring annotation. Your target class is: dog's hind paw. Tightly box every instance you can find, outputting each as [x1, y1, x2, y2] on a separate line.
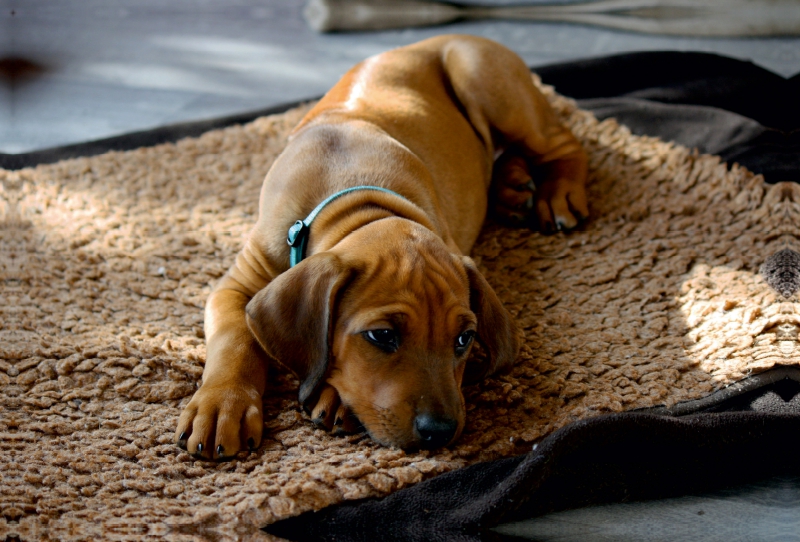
[491, 152, 537, 227]
[491, 149, 589, 233]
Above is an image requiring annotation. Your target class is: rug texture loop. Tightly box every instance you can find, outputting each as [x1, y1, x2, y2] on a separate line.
[1, 76, 799, 541]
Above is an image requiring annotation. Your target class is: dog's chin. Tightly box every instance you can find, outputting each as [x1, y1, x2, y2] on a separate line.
[367, 430, 453, 451]
[367, 431, 418, 450]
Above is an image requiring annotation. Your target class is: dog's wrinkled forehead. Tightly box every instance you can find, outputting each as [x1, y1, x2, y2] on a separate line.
[393, 252, 465, 308]
[337, 226, 472, 319]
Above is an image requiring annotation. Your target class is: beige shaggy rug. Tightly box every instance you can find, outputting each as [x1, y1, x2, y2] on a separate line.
[2, 76, 799, 541]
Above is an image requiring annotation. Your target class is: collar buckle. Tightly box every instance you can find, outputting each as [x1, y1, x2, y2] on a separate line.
[287, 220, 308, 247]
[286, 186, 407, 267]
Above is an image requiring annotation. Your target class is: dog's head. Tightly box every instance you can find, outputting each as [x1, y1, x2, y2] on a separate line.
[246, 219, 519, 449]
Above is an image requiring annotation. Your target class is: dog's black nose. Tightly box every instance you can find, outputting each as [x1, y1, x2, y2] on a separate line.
[414, 414, 458, 449]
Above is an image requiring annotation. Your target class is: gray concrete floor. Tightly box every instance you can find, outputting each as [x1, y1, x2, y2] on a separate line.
[495, 476, 800, 542]
[4, 0, 800, 154]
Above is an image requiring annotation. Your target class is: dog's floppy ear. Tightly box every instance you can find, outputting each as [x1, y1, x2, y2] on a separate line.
[461, 256, 520, 383]
[246, 252, 353, 408]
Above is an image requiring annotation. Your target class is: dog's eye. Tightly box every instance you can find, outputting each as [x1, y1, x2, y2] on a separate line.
[455, 330, 475, 354]
[363, 329, 399, 353]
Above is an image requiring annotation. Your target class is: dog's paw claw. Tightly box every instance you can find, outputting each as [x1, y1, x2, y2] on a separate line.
[510, 178, 535, 193]
[312, 412, 328, 429]
[213, 445, 236, 462]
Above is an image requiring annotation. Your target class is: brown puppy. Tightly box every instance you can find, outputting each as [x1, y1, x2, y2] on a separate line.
[175, 34, 588, 459]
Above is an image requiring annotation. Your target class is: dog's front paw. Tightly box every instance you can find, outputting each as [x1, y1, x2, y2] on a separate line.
[309, 385, 361, 435]
[175, 382, 263, 460]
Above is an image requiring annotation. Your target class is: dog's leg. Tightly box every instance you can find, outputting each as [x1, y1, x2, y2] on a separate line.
[444, 37, 589, 233]
[175, 239, 275, 460]
[174, 282, 267, 460]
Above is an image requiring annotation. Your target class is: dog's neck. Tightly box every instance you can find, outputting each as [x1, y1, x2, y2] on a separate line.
[272, 121, 462, 263]
[303, 190, 442, 260]
[288, 186, 409, 267]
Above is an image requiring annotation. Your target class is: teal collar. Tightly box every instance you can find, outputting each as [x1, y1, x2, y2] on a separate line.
[287, 186, 407, 267]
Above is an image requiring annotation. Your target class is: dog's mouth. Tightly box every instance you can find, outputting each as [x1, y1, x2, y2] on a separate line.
[345, 401, 463, 450]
